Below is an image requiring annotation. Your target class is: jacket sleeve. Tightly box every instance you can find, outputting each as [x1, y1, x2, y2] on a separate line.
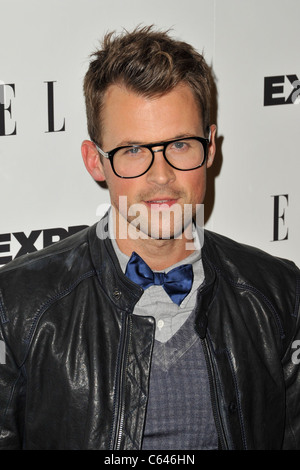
[0, 322, 26, 449]
[282, 282, 300, 449]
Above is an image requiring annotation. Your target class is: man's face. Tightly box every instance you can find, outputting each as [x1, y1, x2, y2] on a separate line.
[91, 83, 215, 241]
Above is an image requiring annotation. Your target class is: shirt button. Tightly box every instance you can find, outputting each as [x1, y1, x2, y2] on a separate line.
[157, 319, 164, 330]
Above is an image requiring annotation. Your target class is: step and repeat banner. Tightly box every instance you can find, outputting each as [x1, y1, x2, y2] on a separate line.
[0, 0, 299, 266]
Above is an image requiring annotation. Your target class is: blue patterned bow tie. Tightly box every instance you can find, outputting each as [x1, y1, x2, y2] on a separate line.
[125, 251, 193, 306]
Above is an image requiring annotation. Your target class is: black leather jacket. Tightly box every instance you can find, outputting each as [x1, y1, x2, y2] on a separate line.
[0, 219, 299, 450]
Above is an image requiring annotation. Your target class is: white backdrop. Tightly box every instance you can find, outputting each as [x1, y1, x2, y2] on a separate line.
[0, 0, 299, 266]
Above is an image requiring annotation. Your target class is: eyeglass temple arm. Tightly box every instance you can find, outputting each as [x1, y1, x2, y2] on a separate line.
[207, 128, 211, 143]
[94, 143, 109, 159]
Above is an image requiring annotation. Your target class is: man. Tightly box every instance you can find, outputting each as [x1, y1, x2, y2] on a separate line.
[0, 26, 299, 450]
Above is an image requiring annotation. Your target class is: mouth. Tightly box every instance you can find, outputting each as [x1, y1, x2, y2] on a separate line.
[143, 198, 178, 209]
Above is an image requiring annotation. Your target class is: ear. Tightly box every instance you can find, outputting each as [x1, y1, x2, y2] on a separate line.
[206, 124, 217, 169]
[81, 140, 106, 182]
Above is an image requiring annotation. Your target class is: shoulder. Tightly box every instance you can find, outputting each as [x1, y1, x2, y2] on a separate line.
[0, 224, 102, 363]
[204, 229, 299, 279]
[203, 230, 300, 313]
[0, 225, 97, 326]
[0, 227, 90, 287]
[203, 230, 300, 347]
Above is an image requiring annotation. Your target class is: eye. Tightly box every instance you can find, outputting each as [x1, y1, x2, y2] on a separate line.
[119, 146, 143, 157]
[170, 141, 189, 151]
[126, 146, 141, 154]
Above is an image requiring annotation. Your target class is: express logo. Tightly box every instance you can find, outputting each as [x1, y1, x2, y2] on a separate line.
[0, 225, 88, 265]
[264, 74, 300, 106]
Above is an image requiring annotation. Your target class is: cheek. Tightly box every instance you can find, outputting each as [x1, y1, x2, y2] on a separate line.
[107, 176, 134, 210]
[183, 170, 207, 200]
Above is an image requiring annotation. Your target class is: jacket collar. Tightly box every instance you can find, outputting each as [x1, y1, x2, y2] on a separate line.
[88, 217, 144, 312]
[87, 217, 219, 315]
[194, 233, 219, 338]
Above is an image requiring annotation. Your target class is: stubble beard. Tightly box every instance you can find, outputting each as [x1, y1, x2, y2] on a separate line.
[114, 191, 196, 242]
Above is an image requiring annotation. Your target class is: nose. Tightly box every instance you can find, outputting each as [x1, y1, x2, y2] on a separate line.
[146, 147, 176, 185]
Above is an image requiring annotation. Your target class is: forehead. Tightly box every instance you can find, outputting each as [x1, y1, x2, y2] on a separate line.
[101, 83, 203, 146]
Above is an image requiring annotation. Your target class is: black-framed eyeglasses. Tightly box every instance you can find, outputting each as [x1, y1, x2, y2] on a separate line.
[94, 134, 210, 179]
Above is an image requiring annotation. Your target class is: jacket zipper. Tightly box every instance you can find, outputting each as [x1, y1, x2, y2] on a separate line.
[201, 337, 229, 450]
[111, 312, 132, 450]
[113, 310, 228, 449]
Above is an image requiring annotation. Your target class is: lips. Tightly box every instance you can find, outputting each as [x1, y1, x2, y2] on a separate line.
[144, 198, 178, 209]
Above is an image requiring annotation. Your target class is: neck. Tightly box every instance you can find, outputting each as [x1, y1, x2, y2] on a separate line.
[112, 212, 196, 271]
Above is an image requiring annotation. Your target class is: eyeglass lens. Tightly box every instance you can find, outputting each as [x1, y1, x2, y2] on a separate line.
[113, 138, 205, 177]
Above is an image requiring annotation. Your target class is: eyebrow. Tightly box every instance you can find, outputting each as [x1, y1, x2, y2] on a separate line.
[116, 133, 196, 147]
